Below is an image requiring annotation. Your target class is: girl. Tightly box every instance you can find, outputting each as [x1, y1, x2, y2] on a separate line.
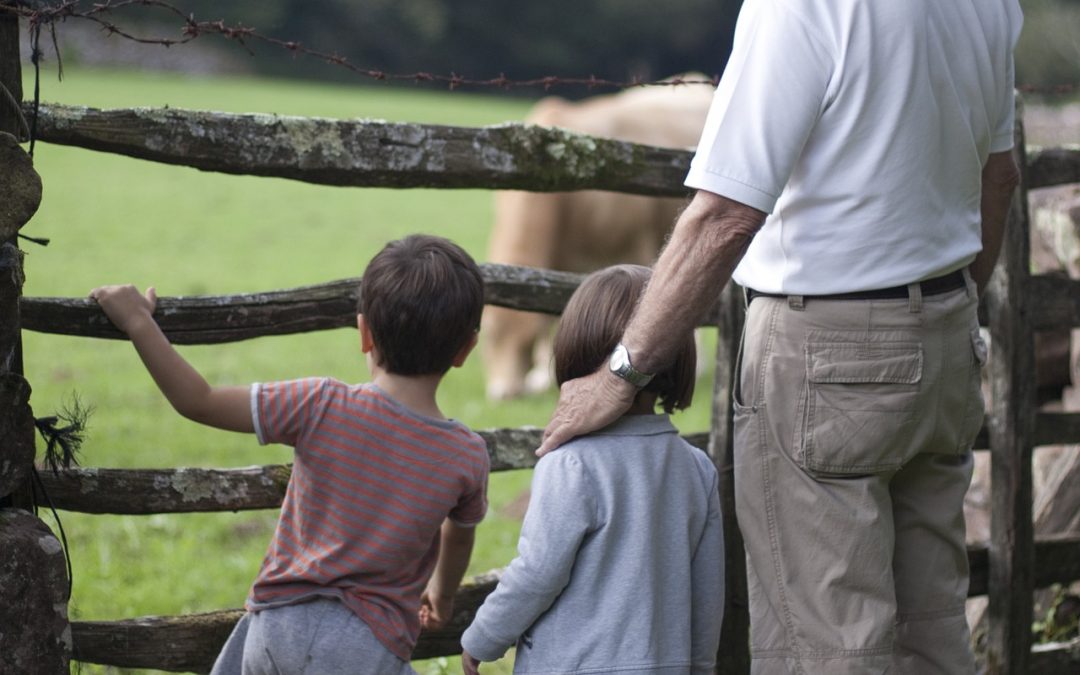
[461, 264, 724, 674]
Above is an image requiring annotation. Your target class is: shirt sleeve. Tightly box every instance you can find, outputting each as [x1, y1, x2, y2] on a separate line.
[251, 377, 329, 447]
[990, 2, 1024, 153]
[450, 440, 489, 527]
[691, 464, 725, 674]
[685, 0, 835, 213]
[460, 451, 598, 662]
[989, 33, 1017, 153]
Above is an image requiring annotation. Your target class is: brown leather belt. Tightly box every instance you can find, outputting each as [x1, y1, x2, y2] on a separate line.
[746, 269, 966, 304]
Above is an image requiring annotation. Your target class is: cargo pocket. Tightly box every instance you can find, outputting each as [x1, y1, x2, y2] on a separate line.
[733, 399, 761, 456]
[798, 337, 923, 476]
[955, 327, 988, 452]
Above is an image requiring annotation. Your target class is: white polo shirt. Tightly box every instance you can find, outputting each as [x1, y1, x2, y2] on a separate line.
[685, 0, 1023, 295]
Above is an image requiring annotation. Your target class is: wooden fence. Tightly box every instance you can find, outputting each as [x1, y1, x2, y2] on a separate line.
[4, 28, 1080, 675]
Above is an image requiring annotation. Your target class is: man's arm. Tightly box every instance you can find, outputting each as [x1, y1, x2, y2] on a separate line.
[538, 190, 765, 455]
[970, 150, 1021, 294]
[89, 285, 254, 433]
[420, 518, 476, 630]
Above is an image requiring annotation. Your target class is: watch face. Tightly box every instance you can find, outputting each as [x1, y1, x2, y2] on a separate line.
[609, 343, 652, 387]
[610, 345, 629, 372]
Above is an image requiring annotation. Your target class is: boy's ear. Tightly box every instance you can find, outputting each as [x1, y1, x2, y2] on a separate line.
[357, 314, 375, 354]
[451, 331, 479, 368]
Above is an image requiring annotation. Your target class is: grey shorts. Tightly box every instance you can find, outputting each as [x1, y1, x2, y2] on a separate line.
[210, 598, 417, 675]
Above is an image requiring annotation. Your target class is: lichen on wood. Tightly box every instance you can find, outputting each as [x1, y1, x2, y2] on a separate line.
[26, 103, 694, 196]
[35, 428, 714, 514]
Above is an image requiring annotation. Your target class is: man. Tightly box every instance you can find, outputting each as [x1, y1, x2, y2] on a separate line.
[539, 1, 1023, 673]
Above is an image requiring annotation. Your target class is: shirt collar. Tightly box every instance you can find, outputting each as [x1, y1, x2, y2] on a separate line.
[592, 413, 678, 437]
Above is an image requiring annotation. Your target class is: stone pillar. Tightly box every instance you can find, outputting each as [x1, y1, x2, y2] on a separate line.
[1, 6, 71, 672]
[0, 508, 72, 673]
[0, 16, 39, 509]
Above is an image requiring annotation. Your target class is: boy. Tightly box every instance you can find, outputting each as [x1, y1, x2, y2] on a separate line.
[90, 234, 490, 674]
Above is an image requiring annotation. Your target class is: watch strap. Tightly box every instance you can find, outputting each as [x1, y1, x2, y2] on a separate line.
[609, 343, 654, 388]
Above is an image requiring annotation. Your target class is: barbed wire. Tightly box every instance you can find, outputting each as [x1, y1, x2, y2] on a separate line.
[1, 0, 1077, 96]
[1, 0, 722, 91]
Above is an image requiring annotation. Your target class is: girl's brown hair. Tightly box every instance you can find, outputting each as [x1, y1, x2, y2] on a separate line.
[553, 264, 695, 413]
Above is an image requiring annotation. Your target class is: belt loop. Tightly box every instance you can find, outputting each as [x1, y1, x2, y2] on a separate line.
[908, 282, 923, 313]
[962, 267, 975, 298]
[788, 295, 805, 311]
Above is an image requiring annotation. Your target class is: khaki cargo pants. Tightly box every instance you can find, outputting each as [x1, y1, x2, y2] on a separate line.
[734, 275, 984, 674]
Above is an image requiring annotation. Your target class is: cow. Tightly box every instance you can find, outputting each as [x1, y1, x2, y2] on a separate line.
[483, 75, 715, 400]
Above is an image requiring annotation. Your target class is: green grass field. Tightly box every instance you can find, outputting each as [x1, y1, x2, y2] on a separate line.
[19, 67, 717, 674]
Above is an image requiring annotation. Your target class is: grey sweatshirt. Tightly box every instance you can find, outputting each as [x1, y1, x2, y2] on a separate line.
[461, 414, 724, 674]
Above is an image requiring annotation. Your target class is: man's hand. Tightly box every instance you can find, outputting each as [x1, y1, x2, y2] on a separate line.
[419, 588, 453, 630]
[89, 284, 157, 335]
[462, 650, 483, 675]
[537, 367, 637, 456]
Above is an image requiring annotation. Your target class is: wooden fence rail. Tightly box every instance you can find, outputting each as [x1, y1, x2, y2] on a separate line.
[23, 104, 695, 196]
[65, 535, 1080, 674]
[32, 432, 714, 515]
[20, 269, 1075, 346]
[19, 265, 725, 344]
[1036, 412, 1080, 447]
[1026, 276, 1080, 330]
[20, 265, 581, 343]
[20, 103, 1080, 194]
[71, 571, 503, 673]
[32, 417, 1080, 518]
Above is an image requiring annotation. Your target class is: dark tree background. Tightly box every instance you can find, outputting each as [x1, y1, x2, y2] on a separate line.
[148, 0, 745, 94]
[24, 0, 1080, 97]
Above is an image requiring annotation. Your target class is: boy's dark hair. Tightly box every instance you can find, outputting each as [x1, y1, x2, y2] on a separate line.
[358, 235, 484, 376]
[553, 264, 695, 413]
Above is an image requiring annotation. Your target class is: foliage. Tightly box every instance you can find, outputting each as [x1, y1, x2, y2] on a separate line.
[1033, 585, 1080, 644]
[26, 0, 1080, 97]
[1016, 0, 1080, 90]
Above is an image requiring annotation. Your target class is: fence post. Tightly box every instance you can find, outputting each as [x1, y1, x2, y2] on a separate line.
[708, 283, 749, 674]
[0, 2, 21, 139]
[0, 7, 70, 673]
[1, 0, 35, 504]
[985, 99, 1036, 674]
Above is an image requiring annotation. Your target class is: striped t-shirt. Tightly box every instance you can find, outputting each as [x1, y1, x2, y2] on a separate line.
[246, 378, 489, 661]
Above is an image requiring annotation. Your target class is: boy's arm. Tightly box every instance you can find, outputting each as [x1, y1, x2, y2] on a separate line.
[420, 518, 476, 630]
[90, 285, 254, 433]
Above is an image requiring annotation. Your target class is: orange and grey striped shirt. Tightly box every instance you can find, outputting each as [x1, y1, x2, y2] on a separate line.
[246, 378, 489, 661]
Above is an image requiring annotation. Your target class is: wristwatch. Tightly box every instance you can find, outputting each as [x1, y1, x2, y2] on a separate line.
[608, 343, 654, 388]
